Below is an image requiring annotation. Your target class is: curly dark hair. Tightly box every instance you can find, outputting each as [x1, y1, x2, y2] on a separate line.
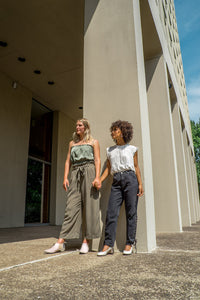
[110, 120, 133, 143]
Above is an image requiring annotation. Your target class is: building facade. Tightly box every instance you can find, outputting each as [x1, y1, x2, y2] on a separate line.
[0, 0, 199, 252]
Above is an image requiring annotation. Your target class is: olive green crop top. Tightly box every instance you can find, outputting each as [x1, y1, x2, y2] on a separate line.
[70, 144, 94, 165]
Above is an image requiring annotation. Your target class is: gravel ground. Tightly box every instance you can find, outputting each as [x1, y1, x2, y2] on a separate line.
[0, 222, 200, 300]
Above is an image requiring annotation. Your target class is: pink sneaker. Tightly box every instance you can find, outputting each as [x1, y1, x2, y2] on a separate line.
[79, 242, 89, 254]
[44, 243, 65, 254]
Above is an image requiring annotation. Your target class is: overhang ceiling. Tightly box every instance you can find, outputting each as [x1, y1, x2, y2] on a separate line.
[0, 0, 84, 120]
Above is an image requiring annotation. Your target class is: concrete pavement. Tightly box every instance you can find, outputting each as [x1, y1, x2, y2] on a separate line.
[0, 222, 200, 299]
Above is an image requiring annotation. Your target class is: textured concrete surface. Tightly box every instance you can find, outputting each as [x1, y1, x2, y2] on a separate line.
[0, 222, 200, 300]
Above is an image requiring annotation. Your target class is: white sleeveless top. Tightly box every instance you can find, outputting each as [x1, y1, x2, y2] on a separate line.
[106, 144, 138, 175]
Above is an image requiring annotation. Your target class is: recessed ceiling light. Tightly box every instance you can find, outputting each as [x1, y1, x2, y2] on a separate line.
[0, 41, 8, 47]
[12, 81, 17, 89]
[48, 81, 55, 85]
[34, 70, 41, 74]
[18, 57, 26, 62]
[79, 106, 83, 110]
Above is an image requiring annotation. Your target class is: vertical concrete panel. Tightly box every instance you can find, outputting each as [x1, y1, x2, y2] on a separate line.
[193, 159, 200, 221]
[189, 153, 198, 222]
[146, 56, 182, 232]
[193, 161, 200, 220]
[171, 101, 191, 226]
[84, 0, 156, 252]
[132, 0, 156, 251]
[192, 160, 200, 220]
[50, 112, 75, 225]
[182, 129, 196, 223]
[187, 147, 197, 223]
[0, 73, 32, 228]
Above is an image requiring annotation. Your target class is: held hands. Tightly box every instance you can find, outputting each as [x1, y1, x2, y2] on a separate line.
[92, 178, 102, 190]
[63, 178, 101, 191]
[63, 179, 69, 191]
[137, 184, 144, 197]
[63, 176, 143, 194]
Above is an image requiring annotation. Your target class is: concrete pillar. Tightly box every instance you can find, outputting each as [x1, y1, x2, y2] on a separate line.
[189, 157, 199, 222]
[171, 100, 191, 226]
[189, 152, 199, 222]
[83, 0, 156, 252]
[0, 72, 32, 228]
[194, 159, 200, 220]
[50, 111, 75, 225]
[193, 160, 200, 220]
[193, 159, 200, 221]
[188, 147, 197, 223]
[146, 56, 182, 232]
[182, 128, 196, 223]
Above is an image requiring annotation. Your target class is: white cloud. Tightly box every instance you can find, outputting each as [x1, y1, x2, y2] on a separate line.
[187, 86, 200, 97]
[188, 100, 200, 122]
[178, 18, 200, 41]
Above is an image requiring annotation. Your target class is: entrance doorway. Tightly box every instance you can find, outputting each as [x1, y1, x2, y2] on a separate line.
[25, 99, 53, 224]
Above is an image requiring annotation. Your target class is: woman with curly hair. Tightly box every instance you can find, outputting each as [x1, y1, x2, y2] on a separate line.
[97, 120, 144, 256]
[45, 118, 101, 254]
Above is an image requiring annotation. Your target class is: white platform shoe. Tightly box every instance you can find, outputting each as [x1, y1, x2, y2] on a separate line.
[79, 242, 89, 254]
[97, 247, 114, 256]
[123, 242, 137, 255]
[44, 243, 65, 254]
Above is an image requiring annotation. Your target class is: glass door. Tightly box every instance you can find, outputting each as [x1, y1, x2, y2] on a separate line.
[25, 157, 51, 223]
[25, 99, 53, 224]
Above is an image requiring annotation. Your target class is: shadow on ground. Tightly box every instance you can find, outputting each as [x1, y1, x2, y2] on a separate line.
[0, 225, 61, 244]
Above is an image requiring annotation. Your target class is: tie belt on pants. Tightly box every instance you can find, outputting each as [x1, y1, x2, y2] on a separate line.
[72, 161, 94, 189]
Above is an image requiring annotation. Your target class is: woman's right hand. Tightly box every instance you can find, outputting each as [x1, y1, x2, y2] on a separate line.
[63, 179, 69, 191]
[92, 178, 102, 190]
[137, 184, 144, 197]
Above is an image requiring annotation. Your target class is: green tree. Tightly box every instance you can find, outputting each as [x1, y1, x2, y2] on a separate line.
[191, 119, 200, 196]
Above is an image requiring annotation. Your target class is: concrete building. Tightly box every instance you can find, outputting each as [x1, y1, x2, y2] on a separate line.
[0, 0, 199, 252]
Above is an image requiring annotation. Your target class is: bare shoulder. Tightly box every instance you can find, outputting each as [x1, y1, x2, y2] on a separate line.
[69, 140, 74, 148]
[92, 139, 100, 147]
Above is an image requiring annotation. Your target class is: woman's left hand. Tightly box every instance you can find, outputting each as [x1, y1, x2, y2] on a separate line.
[92, 178, 101, 190]
[137, 184, 144, 197]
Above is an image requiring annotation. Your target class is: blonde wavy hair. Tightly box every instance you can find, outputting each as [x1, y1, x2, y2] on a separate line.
[73, 118, 93, 142]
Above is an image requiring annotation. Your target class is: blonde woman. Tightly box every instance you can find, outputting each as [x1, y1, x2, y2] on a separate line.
[45, 118, 101, 254]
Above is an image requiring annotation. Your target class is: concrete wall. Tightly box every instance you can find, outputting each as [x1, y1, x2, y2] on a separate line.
[171, 100, 191, 226]
[193, 157, 200, 220]
[192, 159, 200, 220]
[189, 153, 199, 222]
[182, 128, 195, 224]
[50, 111, 75, 225]
[0, 75, 77, 228]
[146, 56, 182, 233]
[84, 0, 156, 252]
[0, 72, 32, 228]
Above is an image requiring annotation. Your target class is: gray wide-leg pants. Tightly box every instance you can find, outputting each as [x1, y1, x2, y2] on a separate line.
[59, 163, 101, 240]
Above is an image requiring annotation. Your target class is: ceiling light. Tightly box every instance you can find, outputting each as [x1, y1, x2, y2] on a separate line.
[12, 81, 17, 89]
[48, 81, 55, 85]
[18, 57, 26, 62]
[0, 41, 8, 47]
[34, 70, 41, 74]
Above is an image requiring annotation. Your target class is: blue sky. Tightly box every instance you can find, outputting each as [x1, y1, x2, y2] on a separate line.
[174, 0, 200, 122]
